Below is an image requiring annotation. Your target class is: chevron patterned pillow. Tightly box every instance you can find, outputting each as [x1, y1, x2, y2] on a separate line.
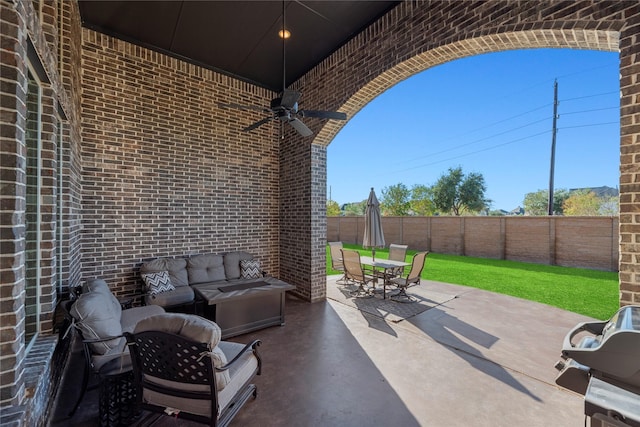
[141, 270, 175, 295]
[240, 259, 262, 279]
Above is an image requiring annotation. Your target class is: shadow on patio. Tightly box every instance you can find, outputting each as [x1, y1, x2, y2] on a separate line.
[50, 276, 590, 426]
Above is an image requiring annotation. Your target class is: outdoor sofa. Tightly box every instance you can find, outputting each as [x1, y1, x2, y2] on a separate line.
[140, 251, 295, 338]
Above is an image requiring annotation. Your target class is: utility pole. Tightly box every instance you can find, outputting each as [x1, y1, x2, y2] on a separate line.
[548, 80, 558, 216]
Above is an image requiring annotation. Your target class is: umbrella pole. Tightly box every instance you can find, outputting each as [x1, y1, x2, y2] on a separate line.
[372, 247, 375, 262]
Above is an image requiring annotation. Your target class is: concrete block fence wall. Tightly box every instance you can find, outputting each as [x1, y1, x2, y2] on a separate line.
[328, 216, 619, 272]
[2, 1, 640, 424]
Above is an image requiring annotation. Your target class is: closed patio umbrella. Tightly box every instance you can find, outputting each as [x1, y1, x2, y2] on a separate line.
[363, 187, 385, 261]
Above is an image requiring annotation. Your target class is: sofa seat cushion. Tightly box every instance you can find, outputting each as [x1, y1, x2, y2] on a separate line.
[135, 313, 230, 391]
[145, 285, 194, 308]
[223, 251, 254, 280]
[140, 257, 189, 287]
[188, 254, 226, 284]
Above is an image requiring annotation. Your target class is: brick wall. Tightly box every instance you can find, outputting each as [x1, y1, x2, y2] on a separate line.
[0, 0, 29, 408]
[1, 0, 81, 422]
[328, 216, 619, 271]
[80, 30, 281, 298]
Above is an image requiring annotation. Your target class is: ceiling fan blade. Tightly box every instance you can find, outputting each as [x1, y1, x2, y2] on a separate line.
[219, 102, 269, 113]
[288, 118, 313, 137]
[280, 90, 301, 109]
[243, 117, 273, 132]
[299, 110, 347, 120]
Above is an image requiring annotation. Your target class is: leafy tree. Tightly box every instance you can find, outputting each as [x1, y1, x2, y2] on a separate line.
[380, 183, 411, 216]
[599, 195, 619, 216]
[343, 200, 366, 216]
[431, 167, 489, 215]
[326, 200, 341, 216]
[523, 189, 569, 215]
[410, 184, 436, 216]
[563, 191, 601, 216]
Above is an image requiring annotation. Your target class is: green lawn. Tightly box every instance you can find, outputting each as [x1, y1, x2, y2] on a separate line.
[327, 243, 619, 320]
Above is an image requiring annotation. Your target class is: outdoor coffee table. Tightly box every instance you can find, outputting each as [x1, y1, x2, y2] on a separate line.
[192, 277, 295, 338]
[359, 256, 409, 299]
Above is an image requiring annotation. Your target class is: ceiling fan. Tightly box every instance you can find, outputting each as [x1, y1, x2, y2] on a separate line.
[219, 1, 347, 137]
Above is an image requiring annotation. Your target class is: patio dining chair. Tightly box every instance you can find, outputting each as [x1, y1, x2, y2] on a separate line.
[387, 243, 409, 277]
[329, 241, 349, 284]
[341, 249, 375, 296]
[389, 251, 429, 302]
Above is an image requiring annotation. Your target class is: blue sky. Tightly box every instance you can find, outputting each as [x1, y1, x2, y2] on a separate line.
[326, 48, 620, 211]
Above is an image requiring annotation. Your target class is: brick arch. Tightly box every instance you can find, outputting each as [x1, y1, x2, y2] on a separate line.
[313, 29, 620, 146]
[283, 1, 640, 303]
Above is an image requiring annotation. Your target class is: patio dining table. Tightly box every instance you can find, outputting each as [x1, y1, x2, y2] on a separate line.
[359, 256, 409, 299]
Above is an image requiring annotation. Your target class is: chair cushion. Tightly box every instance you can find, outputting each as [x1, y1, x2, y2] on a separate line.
[134, 313, 230, 390]
[216, 341, 260, 413]
[240, 259, 262, 279]
[82, 279, 122, 318]
[70, 291, 124, 355]
[141, 270, 176, 295]
[83, 278, 110, 294]
[223, 251, 254, 280]
[140, 257, 189, 287]
[187, 254, 226, 284]
[120, 305, 166, 333]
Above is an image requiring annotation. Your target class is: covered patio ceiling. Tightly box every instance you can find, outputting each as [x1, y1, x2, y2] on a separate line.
[78, 0, 400, 92]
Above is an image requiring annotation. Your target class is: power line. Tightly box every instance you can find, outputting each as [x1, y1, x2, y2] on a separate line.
[560, 106, 619, 116]
[388, 130, 551, 174]
[561, 91, 619, 102]
[400, 92, 617, 168]
[559, 121, 619, 131]
[404, 116, 552, 164]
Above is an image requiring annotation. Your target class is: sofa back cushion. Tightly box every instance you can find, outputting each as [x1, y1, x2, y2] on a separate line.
[187, 254, 226, 284]
[70, 291, 124, 355]
[140, 257, 189, 287]
[223, 251, 254, 280]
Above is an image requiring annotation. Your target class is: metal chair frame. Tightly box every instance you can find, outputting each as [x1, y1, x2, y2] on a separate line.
[341, 249, 375, 297]
[390, 251, 429, 302]
[329, 241, 350, 285]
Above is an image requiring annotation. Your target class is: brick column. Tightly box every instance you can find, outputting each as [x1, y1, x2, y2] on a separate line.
[618, 22, 640, 305]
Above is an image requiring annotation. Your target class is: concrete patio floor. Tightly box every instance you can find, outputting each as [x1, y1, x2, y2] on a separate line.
[50, 275, 593, 426]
